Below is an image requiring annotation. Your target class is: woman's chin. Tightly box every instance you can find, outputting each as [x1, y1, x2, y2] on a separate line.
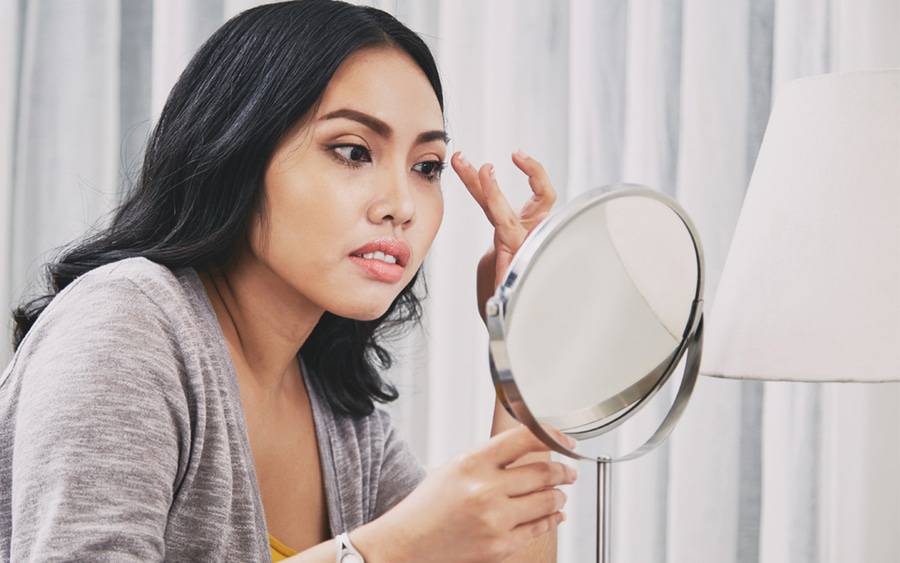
[329, 301, 393, 322]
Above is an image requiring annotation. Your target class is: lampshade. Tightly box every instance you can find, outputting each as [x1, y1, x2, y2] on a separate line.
[701, 69, 900, 382]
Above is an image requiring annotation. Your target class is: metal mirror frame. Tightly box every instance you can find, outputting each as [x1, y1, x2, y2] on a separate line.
[485, 184, 705, 462]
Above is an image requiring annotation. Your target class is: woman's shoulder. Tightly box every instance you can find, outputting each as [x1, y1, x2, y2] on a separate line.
[67, 256, 186, 308]
[14, 257, 192, 368]
[38, 256, 188, 327]
[3, 257, 195, 434]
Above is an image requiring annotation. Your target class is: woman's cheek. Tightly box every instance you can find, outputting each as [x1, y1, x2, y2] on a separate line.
[424, 190, 444, 241]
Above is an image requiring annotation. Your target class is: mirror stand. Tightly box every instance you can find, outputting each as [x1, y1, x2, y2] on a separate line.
[596, 460, 611, 563]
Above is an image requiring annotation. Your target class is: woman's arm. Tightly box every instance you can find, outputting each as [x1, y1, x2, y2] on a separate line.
[9, 276, 186, 561]
[287, 424, 573, 563]
[456, 150, 563, 562]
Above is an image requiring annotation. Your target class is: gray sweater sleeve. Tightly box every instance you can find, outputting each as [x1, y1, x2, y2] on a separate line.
[372, 408, 427, 520]
[9, 274, 189, 561]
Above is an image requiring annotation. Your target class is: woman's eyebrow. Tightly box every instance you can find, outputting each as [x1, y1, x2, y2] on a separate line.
[319, 108, 449, 145]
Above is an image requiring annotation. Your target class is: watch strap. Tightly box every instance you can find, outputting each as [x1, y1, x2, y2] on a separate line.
[335, 531, 365, 563]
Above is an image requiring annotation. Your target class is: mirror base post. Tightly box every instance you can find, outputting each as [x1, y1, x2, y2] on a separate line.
[597, 460, 611, 563]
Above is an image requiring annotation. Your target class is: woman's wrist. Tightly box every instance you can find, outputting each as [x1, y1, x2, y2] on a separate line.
[477, 248, 497, 323]
[347, 512, 408, 563]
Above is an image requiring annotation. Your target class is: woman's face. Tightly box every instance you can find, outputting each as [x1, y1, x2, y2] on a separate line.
[251, 46, 446, 321]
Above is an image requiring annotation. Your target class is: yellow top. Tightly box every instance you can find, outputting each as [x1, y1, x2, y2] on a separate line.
[269, 533, 299, 561]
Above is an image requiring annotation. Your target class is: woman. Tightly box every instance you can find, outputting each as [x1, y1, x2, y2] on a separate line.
[0, 1, 577, 561]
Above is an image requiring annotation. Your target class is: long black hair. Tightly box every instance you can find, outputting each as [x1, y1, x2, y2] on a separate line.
[11, 0, 443, 417]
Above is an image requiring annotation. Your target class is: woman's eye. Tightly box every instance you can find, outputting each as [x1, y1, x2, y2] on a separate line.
[330, 144, 372, 166]
[328, 144, 443, 183]
[414, 160, 446, 183]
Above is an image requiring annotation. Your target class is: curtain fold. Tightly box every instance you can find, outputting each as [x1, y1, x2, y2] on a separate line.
[7, 0, 121, 323]
[2, 1, 898, 561]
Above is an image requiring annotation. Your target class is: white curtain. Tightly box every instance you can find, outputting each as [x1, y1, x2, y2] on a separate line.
[2, 1, 898, 562]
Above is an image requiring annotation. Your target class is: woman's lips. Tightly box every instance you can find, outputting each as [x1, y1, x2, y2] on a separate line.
[349, 255, 404, 283]
[350, 238, 411, 267]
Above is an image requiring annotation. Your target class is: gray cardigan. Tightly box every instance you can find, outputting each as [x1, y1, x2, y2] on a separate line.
[0, 257, 426, 562]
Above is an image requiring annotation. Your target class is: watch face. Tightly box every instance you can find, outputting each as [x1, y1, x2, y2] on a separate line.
[340, 554, 363, 563]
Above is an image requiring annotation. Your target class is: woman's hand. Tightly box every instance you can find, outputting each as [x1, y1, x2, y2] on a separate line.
[355, 425, 578, 563]
[450, 150, 558, 323]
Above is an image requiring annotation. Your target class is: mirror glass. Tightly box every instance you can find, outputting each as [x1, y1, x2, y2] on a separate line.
[503, 193, 699, 437]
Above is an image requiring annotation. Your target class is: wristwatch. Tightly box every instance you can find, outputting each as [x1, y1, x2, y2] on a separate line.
[335, 531, 365, 563]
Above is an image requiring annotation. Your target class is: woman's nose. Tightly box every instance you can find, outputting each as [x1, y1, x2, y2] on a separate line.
[368, 168, 415, 226]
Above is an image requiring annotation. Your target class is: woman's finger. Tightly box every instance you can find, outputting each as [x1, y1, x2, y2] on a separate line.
[477, 163, 528, 251]
[480, 424, 576, 468]
[506, 487, 568, 528]
[508, 511, 565, 547]
[511, 150, 557, 220]
[479, 425, 552, 468]
[502, 460, 577, 497]
[533, 422, 579, 457]
[450, 151, 487, 209]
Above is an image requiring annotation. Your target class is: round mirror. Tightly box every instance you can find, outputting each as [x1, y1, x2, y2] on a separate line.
[486, 185, 705, 462]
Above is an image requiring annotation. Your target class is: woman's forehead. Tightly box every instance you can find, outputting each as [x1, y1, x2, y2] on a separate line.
[315, 47, 444, 134]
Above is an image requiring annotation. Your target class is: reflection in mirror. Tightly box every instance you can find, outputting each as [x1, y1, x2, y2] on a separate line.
[504, 195, 698, 435]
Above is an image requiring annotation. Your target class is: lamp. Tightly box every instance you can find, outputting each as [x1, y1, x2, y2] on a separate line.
[701, 69, 900, 383]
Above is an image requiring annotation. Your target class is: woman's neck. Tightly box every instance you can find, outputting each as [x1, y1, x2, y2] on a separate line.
[198, 249, 324, 401]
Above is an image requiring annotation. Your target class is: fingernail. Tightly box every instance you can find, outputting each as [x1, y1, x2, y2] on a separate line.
[565, 435, 577, 448]
[567, 466, 578, 481]
[457, 151, 468, 166]
[488, 164, 495, 178]
[514, 148, 528, 159]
